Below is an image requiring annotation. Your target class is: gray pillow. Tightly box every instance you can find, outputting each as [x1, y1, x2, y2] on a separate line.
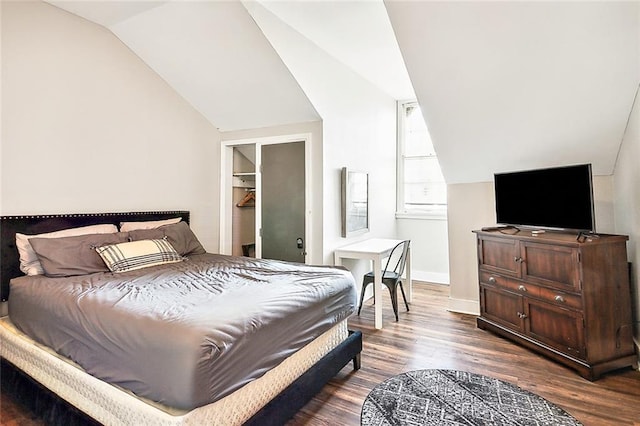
[127, 221, 206, 256]
[30, 232, 130, 277]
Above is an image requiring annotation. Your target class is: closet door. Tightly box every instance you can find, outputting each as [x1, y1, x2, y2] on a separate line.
[261, 141, 305, 263]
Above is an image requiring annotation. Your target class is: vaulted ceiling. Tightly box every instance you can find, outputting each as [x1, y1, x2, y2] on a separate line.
[47, 0, 410, 131]
[49, 0, 321, 131]
[46, 1, 639, 183]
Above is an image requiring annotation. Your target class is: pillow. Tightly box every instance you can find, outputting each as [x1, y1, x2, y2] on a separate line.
[95, 239, 183, 273]
[128, 221, 206, 256]
[29, 232, 130, 277]
[119, 217, 182, 232]
[16, 224, 119, 275]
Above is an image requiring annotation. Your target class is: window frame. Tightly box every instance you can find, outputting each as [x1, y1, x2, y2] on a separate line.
[396, 100, 447, 220]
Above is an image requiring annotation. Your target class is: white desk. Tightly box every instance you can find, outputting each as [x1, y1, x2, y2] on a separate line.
[334, 238, 412, 329]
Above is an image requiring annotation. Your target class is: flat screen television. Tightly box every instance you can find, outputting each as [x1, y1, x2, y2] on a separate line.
[494, 164, 595, 232]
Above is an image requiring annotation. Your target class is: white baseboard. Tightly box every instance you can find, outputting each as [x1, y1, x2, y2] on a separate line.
[358, 271, 449, 306]
[411, 270, 449, 285]
[447, 297, 480, 315]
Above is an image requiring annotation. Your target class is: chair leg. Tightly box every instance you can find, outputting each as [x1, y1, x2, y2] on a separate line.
[399, 281, 409, 312]
[357, 283, 369, 316]
[388, 285, 399, 321]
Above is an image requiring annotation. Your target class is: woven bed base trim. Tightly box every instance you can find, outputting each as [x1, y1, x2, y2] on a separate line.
[0, 317, 348, 425]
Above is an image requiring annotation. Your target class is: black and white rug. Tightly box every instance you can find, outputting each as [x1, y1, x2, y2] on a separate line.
[361, 369, 582, 426]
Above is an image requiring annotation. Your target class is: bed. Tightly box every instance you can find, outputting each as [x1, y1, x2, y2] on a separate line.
[0, 211, 362, 425]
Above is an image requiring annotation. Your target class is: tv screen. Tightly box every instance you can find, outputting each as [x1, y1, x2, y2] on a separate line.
[494, 164, 595, 232]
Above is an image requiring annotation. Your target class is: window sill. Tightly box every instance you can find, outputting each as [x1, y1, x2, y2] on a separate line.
[396, 210, 448, 221]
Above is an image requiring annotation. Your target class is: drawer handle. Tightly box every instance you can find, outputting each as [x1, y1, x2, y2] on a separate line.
[514, 256, 524, 263]
[518, 285, 527, 292]
[554, 295, 565, 303]
[488, 276, 497, 284]
[517, 312, 528, 319]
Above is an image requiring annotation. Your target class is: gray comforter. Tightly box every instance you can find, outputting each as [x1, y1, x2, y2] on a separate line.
[8, 254, 356, 410]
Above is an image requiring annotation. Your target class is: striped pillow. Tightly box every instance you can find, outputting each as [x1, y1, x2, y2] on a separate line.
[95, 239, 183, 273]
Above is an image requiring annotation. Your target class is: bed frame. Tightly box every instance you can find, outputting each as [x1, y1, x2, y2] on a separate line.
[0, 211, 362, 425]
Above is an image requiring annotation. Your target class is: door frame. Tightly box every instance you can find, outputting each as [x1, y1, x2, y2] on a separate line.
[220, 133, 313, 262]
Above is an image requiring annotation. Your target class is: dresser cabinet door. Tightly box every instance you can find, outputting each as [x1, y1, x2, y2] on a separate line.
[478, 236, 521, 277]
[525, 299, 585, 358]
[520, 242, 581, 292]
[480, 284, 524, 332]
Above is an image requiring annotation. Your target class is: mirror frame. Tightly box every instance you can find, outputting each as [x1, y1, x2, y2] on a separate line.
[341, 167, 369, 237]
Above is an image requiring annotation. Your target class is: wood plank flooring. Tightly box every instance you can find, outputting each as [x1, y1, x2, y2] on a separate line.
[288, 282, 640, 426]
[1, 282, 639, 425]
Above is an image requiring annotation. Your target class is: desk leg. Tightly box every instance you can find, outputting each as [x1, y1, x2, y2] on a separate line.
[374, 257, 383, 329]
[406, 246, 412, 303]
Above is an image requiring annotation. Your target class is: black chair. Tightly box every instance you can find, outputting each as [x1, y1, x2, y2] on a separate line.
[357, 240, 410, 321]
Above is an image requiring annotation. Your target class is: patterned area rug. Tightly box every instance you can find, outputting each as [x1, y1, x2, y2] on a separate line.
[361, 369, 583, 426]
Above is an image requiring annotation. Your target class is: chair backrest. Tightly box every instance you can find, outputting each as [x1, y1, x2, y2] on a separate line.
[382, 240, 410, 276]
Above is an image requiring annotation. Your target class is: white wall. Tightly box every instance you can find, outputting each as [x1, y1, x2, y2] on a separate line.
[1, 1, 221, 250]
[2, 0, 447, 287]
[244, 2, 398, 279]
[225, 7, 450, 284]
[446, 182, 496, 314]
[447, 176, 618, 314]
[396, 217, 449, 284]
[613, 85, 640, 348]
[320, 103, 397, 266]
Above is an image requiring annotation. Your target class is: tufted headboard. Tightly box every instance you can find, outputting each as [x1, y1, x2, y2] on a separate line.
[0, 211, 189, 301]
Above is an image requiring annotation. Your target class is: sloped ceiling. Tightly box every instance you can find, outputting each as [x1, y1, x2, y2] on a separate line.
[47, 0, 411, 131]
[255, 0, 414, 100]
[45, 1, 167, 27]
[47, 1, 638, 184]
[385, 1, 640, 183]
[49, 0, 320, 131]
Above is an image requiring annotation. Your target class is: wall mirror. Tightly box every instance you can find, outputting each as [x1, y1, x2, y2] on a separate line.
[341, 167, 369, 237]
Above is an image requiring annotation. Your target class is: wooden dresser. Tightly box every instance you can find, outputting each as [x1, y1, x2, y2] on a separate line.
[473, 228, 637, 380]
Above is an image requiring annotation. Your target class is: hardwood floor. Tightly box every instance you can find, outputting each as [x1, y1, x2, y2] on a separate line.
[288, 282, 640, 426]
[1, 283, 639, 425]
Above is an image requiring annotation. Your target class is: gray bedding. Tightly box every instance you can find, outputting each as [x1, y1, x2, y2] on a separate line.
[8, 253, 356, 410]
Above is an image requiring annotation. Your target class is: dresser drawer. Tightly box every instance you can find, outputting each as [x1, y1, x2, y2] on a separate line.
[479, 272, 540, 297]
[537, 286, 582, 309]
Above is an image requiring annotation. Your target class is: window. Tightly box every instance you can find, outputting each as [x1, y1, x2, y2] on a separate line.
[397, 100, 446, 218]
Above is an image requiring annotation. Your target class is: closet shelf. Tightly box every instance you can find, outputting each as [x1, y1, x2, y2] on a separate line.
[233, 172, 255, 189]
